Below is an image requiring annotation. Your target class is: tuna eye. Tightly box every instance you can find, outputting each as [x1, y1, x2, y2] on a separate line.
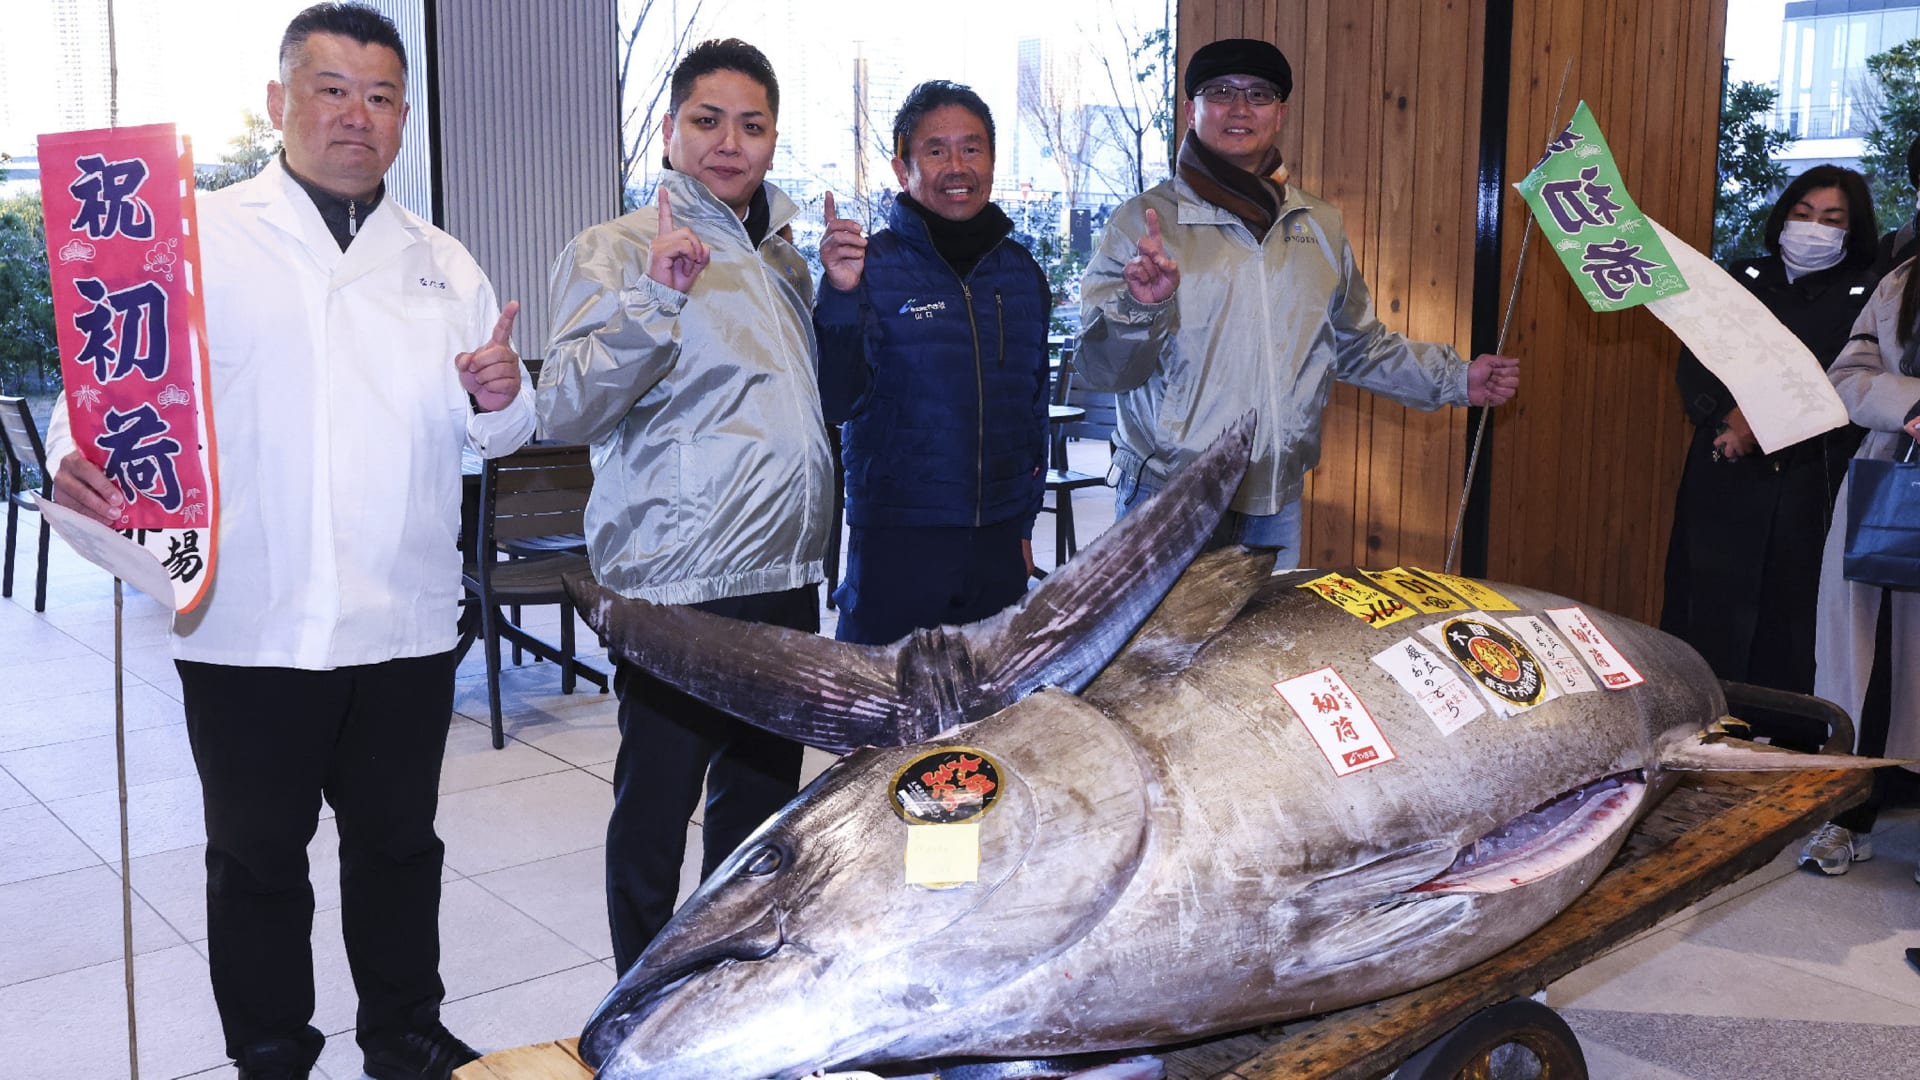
[743, 845, 783, 876]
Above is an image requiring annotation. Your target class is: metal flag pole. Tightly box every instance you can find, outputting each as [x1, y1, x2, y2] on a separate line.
[105, 1, 142, 1076]
[1446, 59, 1574, 575]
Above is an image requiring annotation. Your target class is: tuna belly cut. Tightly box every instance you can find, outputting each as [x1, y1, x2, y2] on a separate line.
[1409, 774, 1647, 895]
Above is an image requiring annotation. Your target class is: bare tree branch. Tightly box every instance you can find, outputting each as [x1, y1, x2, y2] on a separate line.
[619, 0, 709, 198]
[1018, 48, 1092, 205]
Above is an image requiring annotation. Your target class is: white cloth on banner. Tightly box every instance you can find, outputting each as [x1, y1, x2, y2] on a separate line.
[1642, 217, 1849, 454]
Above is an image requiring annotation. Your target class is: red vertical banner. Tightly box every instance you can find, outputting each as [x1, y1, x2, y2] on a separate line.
[38, 123, 218, 613]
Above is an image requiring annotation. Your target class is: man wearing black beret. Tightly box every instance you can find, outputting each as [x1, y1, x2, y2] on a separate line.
[1077, 38, 1521, 563]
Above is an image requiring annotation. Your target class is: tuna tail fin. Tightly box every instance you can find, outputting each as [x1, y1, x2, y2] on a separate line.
[1658, 720, 1912, 771]
[567, 413, 1256, 754]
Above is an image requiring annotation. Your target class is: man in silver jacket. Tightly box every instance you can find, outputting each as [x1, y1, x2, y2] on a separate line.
[1079, 38, 1520, 567]
[538, 38, 830, 974]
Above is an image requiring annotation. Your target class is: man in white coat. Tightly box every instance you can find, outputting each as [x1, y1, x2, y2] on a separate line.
[46, 5, 533, 1078]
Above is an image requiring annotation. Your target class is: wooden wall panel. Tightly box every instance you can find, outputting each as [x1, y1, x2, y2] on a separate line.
[1489, 0, 1726, 622]
[1177, 0, 1727, 623]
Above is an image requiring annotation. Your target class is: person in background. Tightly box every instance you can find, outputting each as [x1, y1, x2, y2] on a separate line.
[1660, 166, 1878, 748]
[1872, 135, 1920, 277]
[1076, 38, 1518, 565]
[1796, 244, 1920, 878]
[538, 39, 829, 974]
[47, 5, 534, 1077]
[814, 80, 1049, 646]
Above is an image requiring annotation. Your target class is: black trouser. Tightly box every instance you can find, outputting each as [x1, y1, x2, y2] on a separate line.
[606, 585, 817, 973]
[832, 519, 1028, 646]
[177, 650, 458, 1063]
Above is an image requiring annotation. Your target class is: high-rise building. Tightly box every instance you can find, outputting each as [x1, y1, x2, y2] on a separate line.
[1773, 0, 1920, 169]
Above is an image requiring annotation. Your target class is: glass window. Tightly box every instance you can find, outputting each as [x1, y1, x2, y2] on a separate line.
[617, 0, 1175, 292]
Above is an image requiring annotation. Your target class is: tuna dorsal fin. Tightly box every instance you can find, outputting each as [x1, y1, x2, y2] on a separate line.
[1658, 722, 1910, 771]
[1084, 544, 1276, 708]
[567, 413, 1256, 753]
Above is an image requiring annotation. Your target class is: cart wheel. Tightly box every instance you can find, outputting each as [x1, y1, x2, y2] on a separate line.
[1394, 997, 1586, 1080]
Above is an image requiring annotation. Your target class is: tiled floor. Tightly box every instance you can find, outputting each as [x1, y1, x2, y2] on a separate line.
[3, 438, 1918, 1079]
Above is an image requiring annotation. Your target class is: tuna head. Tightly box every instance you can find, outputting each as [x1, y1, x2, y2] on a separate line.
[581, 689, 1151, 1080]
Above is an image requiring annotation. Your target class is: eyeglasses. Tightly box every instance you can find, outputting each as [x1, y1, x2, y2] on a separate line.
[1198, 83, 1282, 106]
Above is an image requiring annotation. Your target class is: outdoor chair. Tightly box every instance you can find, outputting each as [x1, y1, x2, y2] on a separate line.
[0, 395, 53, 612]
[462, 442, 608, 748]
[1041, 346, 1108, 566]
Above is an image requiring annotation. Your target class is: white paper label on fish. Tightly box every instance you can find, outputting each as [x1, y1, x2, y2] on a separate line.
[1503, 614, 1600, 695]
[1545, 606, 1646, 690]
[1371, 637, 1487, 736]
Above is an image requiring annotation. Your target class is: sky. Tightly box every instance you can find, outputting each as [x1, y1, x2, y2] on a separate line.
[1725, 0, 1789, 86]
[0, 0, 308, 163]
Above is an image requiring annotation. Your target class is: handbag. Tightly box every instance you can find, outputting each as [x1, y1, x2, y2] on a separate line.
[1842, 436, 1920, 590]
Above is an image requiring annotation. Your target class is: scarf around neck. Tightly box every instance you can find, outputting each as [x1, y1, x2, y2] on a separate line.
[1176, 130, 1286, 241]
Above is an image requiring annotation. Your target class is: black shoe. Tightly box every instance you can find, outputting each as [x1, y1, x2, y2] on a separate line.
[236, 1031, 322, 1080]
[362, 1021, 482, 1080]
[1906, 947, 1920, 976]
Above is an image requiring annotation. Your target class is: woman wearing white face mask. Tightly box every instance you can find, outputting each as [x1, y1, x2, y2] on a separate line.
[1661, 166, 1879, 746]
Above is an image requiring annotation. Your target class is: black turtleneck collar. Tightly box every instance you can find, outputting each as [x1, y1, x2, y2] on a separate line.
[743, 182, 773, 248]
[895, 193, 1011, 279]
[281, 152, 386, 251]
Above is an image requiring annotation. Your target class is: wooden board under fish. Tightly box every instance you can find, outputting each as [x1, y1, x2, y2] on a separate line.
[454, 766, 1867, 1080]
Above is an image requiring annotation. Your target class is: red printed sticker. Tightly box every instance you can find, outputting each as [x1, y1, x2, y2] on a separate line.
[890, 748, 1004, 824]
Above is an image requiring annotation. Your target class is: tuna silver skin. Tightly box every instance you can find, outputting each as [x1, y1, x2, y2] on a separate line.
[567, 415, 1876, 1079]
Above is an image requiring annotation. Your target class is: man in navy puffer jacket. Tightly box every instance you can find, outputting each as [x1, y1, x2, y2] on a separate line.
[815, 80, 1051, 646]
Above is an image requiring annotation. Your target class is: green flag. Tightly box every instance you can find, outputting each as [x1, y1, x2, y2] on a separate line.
[1515, 101, 1688, 311]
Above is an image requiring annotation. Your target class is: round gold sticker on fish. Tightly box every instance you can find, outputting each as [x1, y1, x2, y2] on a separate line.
[1439, 617, 1547, 707]
[889, 747, 1004, 825]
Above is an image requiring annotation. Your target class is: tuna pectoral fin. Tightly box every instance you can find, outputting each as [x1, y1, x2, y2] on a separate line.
[1292, 843, 1472, 968]
[566, 414, 1254, 754]
[1659, 727, 1912, 771]
[1298, 894, 1473, 969]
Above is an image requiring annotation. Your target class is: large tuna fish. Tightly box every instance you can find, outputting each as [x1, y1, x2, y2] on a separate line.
[566, 416, 1872, 1079]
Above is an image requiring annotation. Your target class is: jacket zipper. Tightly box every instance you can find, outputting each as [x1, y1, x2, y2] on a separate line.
[995, 289, 1006, 368]
[962, 280, 985, 527]
[932, 231, 1003, 529]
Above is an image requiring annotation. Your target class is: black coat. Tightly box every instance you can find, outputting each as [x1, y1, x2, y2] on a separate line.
[1659, 255, 1876, 691]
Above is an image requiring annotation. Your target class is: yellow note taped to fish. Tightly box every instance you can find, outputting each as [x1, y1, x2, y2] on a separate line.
[1412, 568, 1518, 612]
[1297, 572, 1417, 628]
[1368, 567, 1471, 614]
[904, 822, 980, 888]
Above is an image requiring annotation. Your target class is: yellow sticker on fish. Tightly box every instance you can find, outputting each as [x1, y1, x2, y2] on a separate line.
[904, 823, 980, 888]
[1297, 572, 1417, 628]
[1367, 567, 1471, 613]
[1411, 568, 1518, 612]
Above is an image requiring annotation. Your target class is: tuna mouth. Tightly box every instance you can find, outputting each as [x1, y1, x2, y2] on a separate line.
[579, 959, 714, 1068]
[579, 910, 786, 1068]
[1409, 772, 1647, 895]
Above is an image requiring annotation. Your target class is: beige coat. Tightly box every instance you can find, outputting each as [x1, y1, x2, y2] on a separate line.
[1814, 263, 1920, 760]
[1076, 176, 1468, 516]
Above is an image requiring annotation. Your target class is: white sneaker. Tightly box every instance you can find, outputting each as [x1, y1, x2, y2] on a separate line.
[1799, 823, 1873, 876]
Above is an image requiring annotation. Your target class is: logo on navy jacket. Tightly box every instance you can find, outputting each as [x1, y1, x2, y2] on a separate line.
[898, 298, 949, 320]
